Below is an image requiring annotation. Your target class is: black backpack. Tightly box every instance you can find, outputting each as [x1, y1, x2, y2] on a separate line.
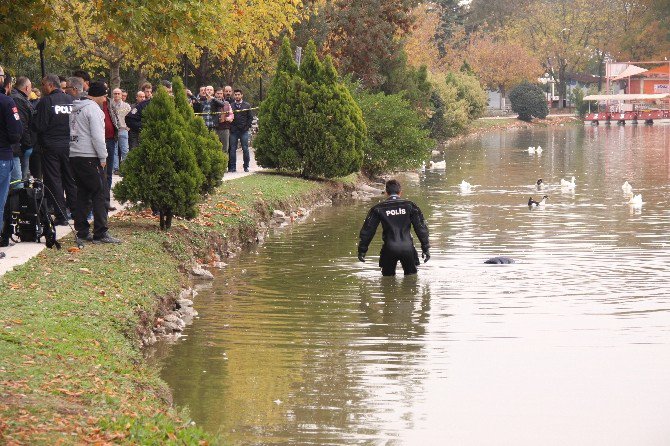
[1, 179, 60, 249]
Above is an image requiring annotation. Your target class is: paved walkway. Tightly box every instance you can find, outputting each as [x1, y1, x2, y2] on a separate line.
[0, 147, 260, 276]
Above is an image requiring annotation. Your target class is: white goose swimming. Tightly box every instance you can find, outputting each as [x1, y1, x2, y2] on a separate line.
[528, 146, 536, 154]
[621, 181, 633, 194]
[429, 160, 446, 170]
[460, 180, 472, 193]
[535, 145, 543, 154]
[560, 176, 576, 189]
[628, 194, 643, 208]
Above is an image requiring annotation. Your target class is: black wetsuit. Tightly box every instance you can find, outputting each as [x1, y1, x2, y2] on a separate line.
[358, 195, 430, 276]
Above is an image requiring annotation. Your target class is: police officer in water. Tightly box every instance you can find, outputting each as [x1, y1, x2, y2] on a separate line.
[358, 179, 430, 276]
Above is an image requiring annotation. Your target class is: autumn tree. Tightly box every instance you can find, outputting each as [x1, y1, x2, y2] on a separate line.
[57, 0, 214, 88]
[465, 0, 533, 33]
[467, 34, 543, 109]
[405, 4, 448, 74]
[432, 0, 467, 55]
[323, 0, 418, 89]
[0, 1, 55, 53]
[181, 0, 307, 87]
[506, 0, 599, 108]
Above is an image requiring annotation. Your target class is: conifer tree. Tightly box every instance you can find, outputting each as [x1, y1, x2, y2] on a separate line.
[255, 38, 366, 179]
[255, 37, 301, 171]
[172, 76, 227, 195]
[114, 87, 204, 229]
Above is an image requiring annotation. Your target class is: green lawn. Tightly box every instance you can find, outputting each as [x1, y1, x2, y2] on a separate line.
[0, 173, 333, 445]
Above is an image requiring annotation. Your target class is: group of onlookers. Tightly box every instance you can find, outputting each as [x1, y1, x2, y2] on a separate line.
[0, 64, 255, 260]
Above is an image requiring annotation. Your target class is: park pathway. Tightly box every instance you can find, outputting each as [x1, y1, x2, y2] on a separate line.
[0, 147, 261, 276]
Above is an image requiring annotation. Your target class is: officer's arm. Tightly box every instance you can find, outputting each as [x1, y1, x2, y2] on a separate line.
[358, 207, 380, 255]
[410, 203, 430, 252]
[31, 97, 49, 135]
[4, 99, 23, 144]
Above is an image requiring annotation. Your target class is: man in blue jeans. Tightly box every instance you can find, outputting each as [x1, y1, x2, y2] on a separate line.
[228, 89, 254, 172]
[0, 66, 24, 259]
[10, 76, 35, 188]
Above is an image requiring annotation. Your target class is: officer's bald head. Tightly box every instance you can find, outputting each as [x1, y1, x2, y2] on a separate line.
[385, 179, 401, 195]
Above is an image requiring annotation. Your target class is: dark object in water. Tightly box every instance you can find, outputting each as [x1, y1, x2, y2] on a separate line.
[484, 256, 515, 264]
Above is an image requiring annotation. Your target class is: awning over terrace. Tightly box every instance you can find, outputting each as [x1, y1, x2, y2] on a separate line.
[583, 93, 669, 101]
[611, 64, 648, 80]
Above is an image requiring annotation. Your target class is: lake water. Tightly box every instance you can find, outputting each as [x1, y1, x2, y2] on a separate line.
[159, 125, 670, 445]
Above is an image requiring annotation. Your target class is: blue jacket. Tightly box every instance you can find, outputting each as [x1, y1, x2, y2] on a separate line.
[126, 99, 151, 133]
[0, 87, 23, 161]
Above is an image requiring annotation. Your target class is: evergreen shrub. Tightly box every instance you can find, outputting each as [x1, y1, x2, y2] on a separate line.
[255, 38, 366, 178]
[354, 89, 434, 176]
[509, 81, 549, 122]
[114, 87, 204, 229]
[429, 73, 470, 138]
[172, 76, 227, 195]
[445, 71, 488, 120]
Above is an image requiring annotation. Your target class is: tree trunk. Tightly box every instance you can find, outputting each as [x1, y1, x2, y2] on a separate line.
[194, 49, 211, 88]
[137, 66, 147, 90]
[499, 85, 506, 110]
[165, 210, 173, 230]
[558, 65, 568, 109]
[159, 211, 165, 230]
[109, 60, 121, 90]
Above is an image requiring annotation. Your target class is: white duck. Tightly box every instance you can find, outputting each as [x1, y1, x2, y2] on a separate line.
[621, 181, 633, 194]
[429, 160, 446, 169]
[528, 146, 536, 154]
[628, 194, 643, 208]
[460, 180, 472, 193]
[560, 176, 576, 190]
[535, 146, 543, 154]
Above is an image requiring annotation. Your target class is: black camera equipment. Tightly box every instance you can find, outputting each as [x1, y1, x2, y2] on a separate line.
[1, 178, 61, 250]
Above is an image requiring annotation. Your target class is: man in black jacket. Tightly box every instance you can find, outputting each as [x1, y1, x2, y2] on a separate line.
[32, 74, 77, 225]
[10, 76, 34, 182]
[358, 179, 430, 276]
[125, 94, 150, 148]
[229, 89, 254, 172]
[0, 66, 23, 259]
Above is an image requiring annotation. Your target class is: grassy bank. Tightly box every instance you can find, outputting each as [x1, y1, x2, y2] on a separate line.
[0, 173, 348, 444]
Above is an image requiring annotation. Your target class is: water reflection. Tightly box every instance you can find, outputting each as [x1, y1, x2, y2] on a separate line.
[160, 125, 670, 445]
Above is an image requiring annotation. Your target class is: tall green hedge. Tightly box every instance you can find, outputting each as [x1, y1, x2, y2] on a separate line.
[255, 38, 366, 178]
[114, 87, 204, 229]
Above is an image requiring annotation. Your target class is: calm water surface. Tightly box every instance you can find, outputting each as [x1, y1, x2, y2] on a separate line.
[159, 125, 670, 445]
